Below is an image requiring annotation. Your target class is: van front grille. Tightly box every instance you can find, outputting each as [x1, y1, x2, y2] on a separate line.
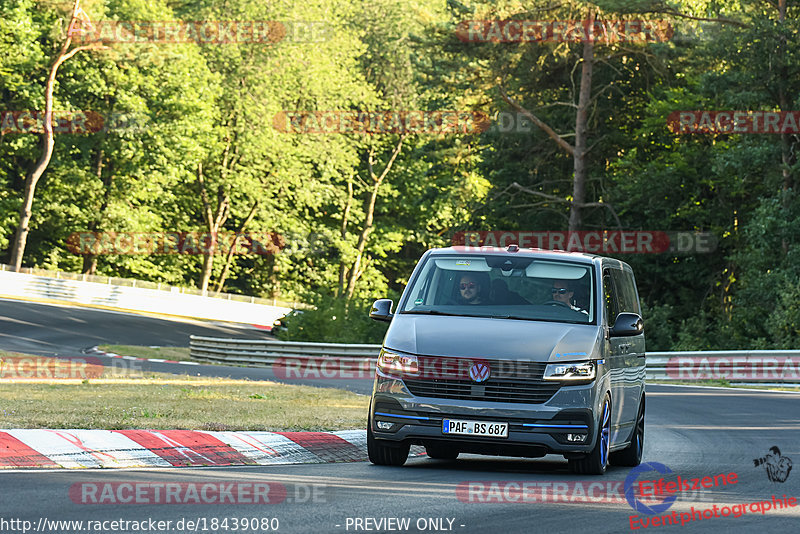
[403, 357, 561, 404]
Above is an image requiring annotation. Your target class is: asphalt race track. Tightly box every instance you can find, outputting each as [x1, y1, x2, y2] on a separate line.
[1, 298, 799, 533]
[0, 298, 371, 393]
[2, 386, 799, 533]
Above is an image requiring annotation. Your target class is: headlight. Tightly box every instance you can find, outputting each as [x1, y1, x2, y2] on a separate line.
[543, 361, 596, 381]
[377, 349, 419, 377]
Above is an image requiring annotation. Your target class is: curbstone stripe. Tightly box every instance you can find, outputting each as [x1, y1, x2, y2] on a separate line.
[0, 429, 368, 469]
[85, 346, 200, 366]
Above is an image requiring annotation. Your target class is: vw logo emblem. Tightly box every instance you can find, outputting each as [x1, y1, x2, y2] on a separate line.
[469, 362, 490, 383]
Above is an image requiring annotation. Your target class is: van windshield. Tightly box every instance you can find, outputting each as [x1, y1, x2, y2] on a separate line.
[399, 255, 595, 324]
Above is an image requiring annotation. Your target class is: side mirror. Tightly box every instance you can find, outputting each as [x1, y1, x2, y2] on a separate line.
[610, 312, 643, 337]
[369, 299, 394, 322]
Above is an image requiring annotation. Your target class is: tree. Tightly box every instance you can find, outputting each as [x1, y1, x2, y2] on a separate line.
[173, 0, 377, 296]
[9, 0, 104, 270]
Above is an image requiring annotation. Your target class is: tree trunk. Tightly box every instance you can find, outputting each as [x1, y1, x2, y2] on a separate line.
[200, 241, 215, 292]
[213, 200, 258, 294]
[9, 0, 101, 269]
[337, 178, 354, 296]
[497, 14, 600, 233]
[344, 137, 405, 301]
[345, 180, 380, 301]
[570, 14, 595, 232]
[777, 0, 794, 255]
[11, 69, 61, 269]
[197, 163, 229, 292]
[82, 146, 110, 274]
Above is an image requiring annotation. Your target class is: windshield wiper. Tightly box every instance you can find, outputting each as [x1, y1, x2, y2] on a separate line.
[489, 315, 537, 321]
[401, 310, 497, 319]
[400, 310, 459, 316]
[491, 315, 589, 324]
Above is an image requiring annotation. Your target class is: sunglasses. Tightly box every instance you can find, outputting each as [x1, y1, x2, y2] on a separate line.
[551, 288, 570, 294]
[460, 282, 477, 290]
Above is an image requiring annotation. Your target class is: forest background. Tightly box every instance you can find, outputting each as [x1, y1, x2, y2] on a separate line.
[2, 0, 799, 349]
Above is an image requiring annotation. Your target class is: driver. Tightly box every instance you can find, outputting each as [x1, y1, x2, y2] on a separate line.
[550, 280, 588, 314]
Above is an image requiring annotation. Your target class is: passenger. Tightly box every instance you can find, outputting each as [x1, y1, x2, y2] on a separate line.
[458, 273, 488, 305]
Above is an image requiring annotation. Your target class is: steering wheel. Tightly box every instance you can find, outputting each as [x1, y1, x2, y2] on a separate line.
[543, 299, 570, 308]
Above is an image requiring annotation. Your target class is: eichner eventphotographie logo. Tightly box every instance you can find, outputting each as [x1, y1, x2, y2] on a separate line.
[624, 462, 738, 515]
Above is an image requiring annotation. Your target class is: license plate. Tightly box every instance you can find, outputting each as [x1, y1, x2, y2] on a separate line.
[442, 419, 508, 438]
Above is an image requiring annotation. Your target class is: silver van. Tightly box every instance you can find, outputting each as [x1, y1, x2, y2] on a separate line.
[367, 245, 645, 474]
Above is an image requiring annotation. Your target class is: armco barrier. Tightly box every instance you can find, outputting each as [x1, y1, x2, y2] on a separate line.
[188, 339, 800, 384]
[189, 336, 380, 367]
[647, 351, 800, 383]
[0, 267, 293, 328]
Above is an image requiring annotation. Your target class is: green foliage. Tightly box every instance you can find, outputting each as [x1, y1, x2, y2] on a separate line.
[2, 0, 799, 348]
[275, 294, 391, 344]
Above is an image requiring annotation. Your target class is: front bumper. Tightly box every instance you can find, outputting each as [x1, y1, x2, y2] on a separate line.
[369, 374, 600, 456]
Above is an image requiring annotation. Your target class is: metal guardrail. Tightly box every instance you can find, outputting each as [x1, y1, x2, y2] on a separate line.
[0, 263, 309, 309]
[189, 336, 380, 367]
[646, 350, 800, 383]
[0, 268, 294, 328]
[190, 338, 800, 384]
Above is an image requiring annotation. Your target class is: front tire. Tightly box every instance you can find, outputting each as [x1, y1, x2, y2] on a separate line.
[569, 394, 611, 475]
[367, 424, 410, 466]
[610, 396, 644, 467]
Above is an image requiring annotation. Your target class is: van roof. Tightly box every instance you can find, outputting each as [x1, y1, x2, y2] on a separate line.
[431, 246, 599, 263]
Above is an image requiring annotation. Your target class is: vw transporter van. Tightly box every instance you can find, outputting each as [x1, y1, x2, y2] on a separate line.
[367, 245, 645, 475]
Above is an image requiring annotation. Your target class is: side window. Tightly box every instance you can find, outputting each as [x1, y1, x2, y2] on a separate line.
[623, 271, 641, 315]
[437, 269, 457, 304]
[603, 270, 620, 327]
[415, 271, 431, 303]
[611, 269, 639, 315]
[409, 262, 435, 305]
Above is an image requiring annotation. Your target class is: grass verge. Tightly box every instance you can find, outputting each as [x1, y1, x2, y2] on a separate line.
[0, 351, 368, 431]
